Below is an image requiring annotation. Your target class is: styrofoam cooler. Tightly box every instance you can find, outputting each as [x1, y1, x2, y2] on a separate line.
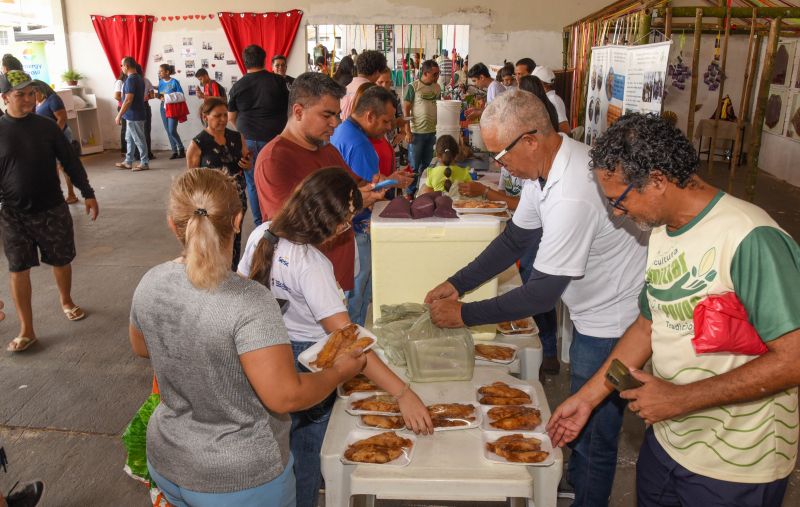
[436, 100, 462, 128]
[371, 201, 502, 340]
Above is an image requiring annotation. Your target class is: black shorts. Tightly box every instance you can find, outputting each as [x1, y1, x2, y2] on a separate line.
[0, 202, 76, 272]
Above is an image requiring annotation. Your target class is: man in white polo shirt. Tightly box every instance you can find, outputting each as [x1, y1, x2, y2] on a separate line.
[532, 65, 570, 134]
[425, 89, 648, 507]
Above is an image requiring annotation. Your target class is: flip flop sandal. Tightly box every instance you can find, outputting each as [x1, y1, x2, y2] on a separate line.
[63, 306, 86, 321]
[7, 336, 37, 352]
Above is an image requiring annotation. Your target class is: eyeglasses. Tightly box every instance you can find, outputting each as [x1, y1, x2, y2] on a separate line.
[608, 183, 635, 213]
[492, 130, 538, 164]
[443, 166, 453, 192]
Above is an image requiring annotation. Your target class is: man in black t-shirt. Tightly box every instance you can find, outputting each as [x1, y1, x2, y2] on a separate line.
[271, 55, 294, 90]
[227, 45, 289, 226]
[0, 70, 99, 353]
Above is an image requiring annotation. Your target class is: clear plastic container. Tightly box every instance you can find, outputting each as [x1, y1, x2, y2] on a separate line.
[403, 314, 475, 382]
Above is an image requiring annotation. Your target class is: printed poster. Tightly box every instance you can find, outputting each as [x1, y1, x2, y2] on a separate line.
[584, 41, 671, 146]
[15, 42, 49, 84]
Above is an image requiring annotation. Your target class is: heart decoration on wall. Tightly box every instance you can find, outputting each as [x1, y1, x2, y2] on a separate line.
[211, 64, 215, 68]
[188, 15, 194, 19]
[160, 16, 166, 21]
[182, 16, 188, 20]
[200, 15, 207, 19]
[168, 16, 173, 21]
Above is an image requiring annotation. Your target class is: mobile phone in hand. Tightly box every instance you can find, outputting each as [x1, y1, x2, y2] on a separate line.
[372, 179, 398, 191]
[605, 359, 643, 392]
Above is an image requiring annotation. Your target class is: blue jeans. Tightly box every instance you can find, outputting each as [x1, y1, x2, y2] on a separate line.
[637, 427, 789, 507]
[519, 248, 558, 359]
[124, 120, 148, 165]
[245, 139, 268, 226]
[147, 455, 296, 507]
[347, 231, 372, 326]
[567, 330, 626, 507]
[407, 132, 436, 195]
[159, 103, 184, 153]
[290, 341, 337, 507]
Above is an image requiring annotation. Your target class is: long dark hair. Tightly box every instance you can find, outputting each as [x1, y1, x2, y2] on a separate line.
[159, 63, 176, 76]
[435, 135, 459, 166]
[249, 167, 363, 287]
[519, 75, 560, 131]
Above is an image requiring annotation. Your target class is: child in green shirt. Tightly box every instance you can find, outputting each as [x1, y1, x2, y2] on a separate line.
[420, 135, 471, 193]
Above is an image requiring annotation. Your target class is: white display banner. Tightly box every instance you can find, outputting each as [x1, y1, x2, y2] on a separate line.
[584, 41, 671, 145]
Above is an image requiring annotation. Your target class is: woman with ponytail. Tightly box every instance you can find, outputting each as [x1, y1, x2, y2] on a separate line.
[239, 167, 433, 507]
[129, 169, 366, 506]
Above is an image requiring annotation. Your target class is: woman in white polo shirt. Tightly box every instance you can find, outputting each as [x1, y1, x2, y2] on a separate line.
[238, 167, 432, 507]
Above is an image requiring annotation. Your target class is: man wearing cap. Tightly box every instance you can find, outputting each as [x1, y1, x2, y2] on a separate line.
[0, 70, 99, 353]
[532, 65, 571, 134]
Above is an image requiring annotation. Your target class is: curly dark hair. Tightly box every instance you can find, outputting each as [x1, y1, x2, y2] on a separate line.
[355, 50, 387, 77]
[589, 113, 699, 189]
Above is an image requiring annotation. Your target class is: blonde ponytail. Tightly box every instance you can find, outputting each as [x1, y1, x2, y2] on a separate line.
[169, 169, 241, 290]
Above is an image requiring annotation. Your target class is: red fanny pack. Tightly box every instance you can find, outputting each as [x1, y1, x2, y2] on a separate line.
[165, 101, 189, 123]
[692, 292, 767, 356]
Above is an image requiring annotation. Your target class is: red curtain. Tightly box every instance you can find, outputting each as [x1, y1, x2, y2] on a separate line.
[218, 10, 303, 73]
[91, 14, 154, 78]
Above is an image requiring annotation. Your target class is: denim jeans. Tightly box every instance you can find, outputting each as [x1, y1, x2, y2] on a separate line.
[244, 139, 267, 226]
[290, 341, 337, 507]
[347, 231, 372, 326]
[567, 330, 626, 507]
[124, 120, 149, 165]
[519, 247, 558, 358]
[159, 103, 184, 153]
[407, 132, 436, 195]
[148, 455, 296, 507]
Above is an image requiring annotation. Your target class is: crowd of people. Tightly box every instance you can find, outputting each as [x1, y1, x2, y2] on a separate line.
[1, 39, 799, 507]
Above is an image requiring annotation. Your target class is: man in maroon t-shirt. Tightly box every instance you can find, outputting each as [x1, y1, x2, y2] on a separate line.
[254, 72, 384, 291]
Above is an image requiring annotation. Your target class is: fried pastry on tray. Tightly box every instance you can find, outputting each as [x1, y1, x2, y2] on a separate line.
[480, 396, 532, 406]
[489, 411, 542, 430]
[344, 443, 404, 464]
[427, 403, 476, 420]
[432, 417, 469, 428]
[478, 382, 530, 399]
[311, 324, 373, 369]
[351, 394, 400, 413]
[360, 414, 405, 429]
[357, 431, 413, 449]
[487, 405, 540, 420]
[342, 374, 380, 396]
[474, 344, 515, 361]
[486, 434, 549, 463]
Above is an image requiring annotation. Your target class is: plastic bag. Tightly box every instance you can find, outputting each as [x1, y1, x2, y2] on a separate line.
[692, 292, 767, 356]
[372, 303, 429, 366]
[403, 313, 475, 382]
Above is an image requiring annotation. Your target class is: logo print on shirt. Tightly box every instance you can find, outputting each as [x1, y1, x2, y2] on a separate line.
[645, 248, 718, 325]
[278, 256, 289, 267]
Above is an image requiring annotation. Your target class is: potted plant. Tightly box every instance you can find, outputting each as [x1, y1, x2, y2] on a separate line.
[61, 70, 84, 86]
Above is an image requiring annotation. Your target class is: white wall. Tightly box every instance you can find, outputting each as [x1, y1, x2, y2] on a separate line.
[63, 0, 608, 151]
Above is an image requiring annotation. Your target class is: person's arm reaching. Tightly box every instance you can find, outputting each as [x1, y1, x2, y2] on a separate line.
[458, 181, 520, 210]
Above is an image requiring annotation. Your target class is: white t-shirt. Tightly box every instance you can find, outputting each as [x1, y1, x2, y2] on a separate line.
[239, 223, 348, 343]
[511, 134, 648, 337]
[486, 80, 506, 104]
[547, 89, 568, 124]
[113, 79, 124, 94]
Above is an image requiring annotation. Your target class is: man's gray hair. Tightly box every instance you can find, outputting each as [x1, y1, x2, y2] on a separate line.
[481, 89, 555, 144]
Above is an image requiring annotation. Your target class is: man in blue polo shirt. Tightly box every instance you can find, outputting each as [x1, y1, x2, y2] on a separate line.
[115, 56, 149, 171]
[330, 85, 409, 325]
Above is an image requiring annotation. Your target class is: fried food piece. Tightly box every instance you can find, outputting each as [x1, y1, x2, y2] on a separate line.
[432, 417, 469, 428]
[475, 344, 515, 361]
[342, 375, 380, 396]
[497, 319, 534, 334]
[348, 336, 374, 352]
[360, 415, 405, 429]
[427, 403, 476, 420]
[477, 382, 531, 401]
[487, 405, 540, 420]
[454, 200, 505, 209]
[352, 394, 400, 413]
[356, 431, 413, 449]
[311, 324, 361, 369]
[486, 434, 549, 463]
[489, 411, 542, 431]
[344, 444, 404, 464]
[480, 396, 532, 406]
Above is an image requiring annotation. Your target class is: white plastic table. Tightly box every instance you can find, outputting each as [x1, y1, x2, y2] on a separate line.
[320, 366, 563, 507]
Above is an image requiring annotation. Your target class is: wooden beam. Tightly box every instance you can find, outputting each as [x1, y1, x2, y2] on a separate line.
[665, 6, 673, 39]
[745, 17, 781, 202]
[729, 10, 759, 191]
[706, 2, 731, 175]
[670, 6, 800, 18]
[687, 9, 703, 140]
